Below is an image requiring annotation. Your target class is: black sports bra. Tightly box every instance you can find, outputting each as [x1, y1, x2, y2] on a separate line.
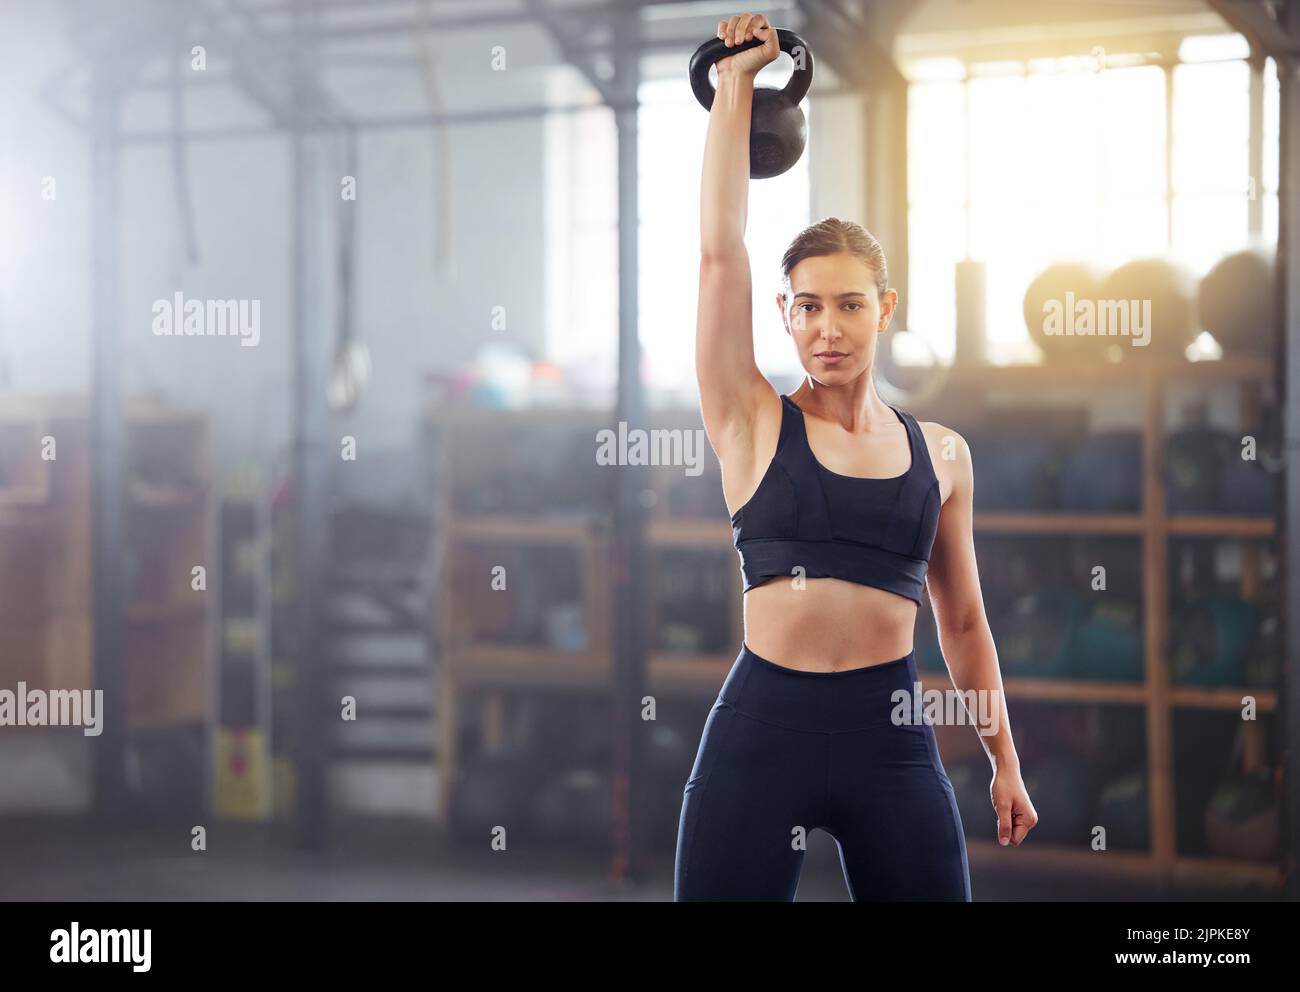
[730, 393, 941, 605]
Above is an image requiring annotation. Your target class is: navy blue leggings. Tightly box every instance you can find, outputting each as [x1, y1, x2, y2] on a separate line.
[675, 642, 972, 901]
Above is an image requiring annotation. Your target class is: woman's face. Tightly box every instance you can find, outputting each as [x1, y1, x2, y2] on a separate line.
[777, 252, 898, 385]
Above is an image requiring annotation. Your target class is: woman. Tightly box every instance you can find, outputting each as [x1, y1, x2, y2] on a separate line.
[675, 11, 1038, 901]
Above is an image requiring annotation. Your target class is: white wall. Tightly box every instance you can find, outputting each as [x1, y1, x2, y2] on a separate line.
[2, 1, 553, 482]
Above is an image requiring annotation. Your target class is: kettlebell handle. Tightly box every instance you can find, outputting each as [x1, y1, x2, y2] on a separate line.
[688, 28, 814, 111]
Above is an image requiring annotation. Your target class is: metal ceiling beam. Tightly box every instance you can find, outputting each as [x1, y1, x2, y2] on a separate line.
[1207, 0, 1300, 63]
[44, 0, 196, 129]
[195, 0, 801, 43]
[248, 0, 487, 10]
[523, 0, 620, 105]
[796, 0, 907, 90]
[238, 0, 730, 16]
[43, 0, 358, 133]
[49, 0, 827, 130]
[196, 0, 355, 128]
[85, 27, 736, 92]
[110, 80, 852, 144]
[193, 2, 296, 127]
[209, 2, 600, 41]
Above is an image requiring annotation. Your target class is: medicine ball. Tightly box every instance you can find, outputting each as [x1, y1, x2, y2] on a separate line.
[1023, 262, 1108, 364]
[996, 588, 1086, 679]
[1059, 431, 1142, 512]
[1204, 766, 1279, 862]
[1165, 425, 1233, 512]
[1094, 770, 1149, 851]
[1099, 258, 1198, 361]
[1218, 457, 1276, 514]
[966, 432, 1064, 511]
[1170, 596, 1257, 686]
[1246, 614, 1281, 687]
[1198, 249, 1275, 356]
[1069, 600, 1143, 682]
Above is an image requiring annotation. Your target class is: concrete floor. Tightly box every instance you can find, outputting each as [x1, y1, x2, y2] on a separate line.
[0, 815, 1281, 902]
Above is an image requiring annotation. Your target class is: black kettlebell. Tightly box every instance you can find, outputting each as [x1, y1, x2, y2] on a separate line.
[689, 28, 814, 179]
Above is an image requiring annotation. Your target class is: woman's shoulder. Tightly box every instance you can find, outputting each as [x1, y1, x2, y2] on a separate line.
[915, 417, 967, 457]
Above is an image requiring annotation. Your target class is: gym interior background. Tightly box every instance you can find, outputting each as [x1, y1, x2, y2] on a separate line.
[0, 0, 1296, 901]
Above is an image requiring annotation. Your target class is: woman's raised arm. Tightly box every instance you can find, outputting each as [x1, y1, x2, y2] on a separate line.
[696, 13, 780, 454]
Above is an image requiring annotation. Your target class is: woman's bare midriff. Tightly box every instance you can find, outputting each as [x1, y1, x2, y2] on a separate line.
[742, 576, 918, 672]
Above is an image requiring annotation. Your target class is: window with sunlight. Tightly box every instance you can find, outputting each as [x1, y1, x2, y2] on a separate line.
[906, 34, 1277, 365]
[545, 73, 811, 406]
[638, 76, 810, 404]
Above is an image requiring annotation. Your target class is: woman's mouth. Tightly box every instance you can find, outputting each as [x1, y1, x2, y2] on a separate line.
[816, 351, 848, 365]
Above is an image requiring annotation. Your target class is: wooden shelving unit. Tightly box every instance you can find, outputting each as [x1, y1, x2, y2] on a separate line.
[0, 401, 75, 705]
[0, 395, 213, 799]
[428, 356, 1283, 888]
[917, 357, 1281, 886]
